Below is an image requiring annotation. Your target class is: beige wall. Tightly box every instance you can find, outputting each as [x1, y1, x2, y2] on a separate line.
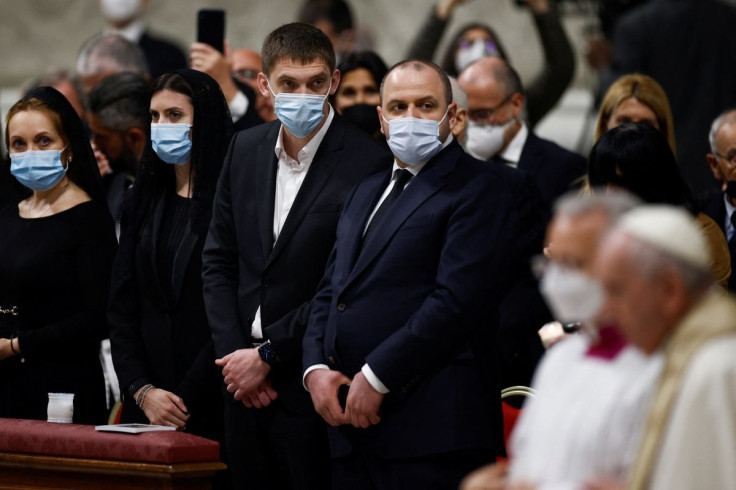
[0, 0, 594, 89]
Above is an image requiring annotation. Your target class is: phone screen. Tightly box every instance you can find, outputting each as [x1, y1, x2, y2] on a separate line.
[197, 9, 226, 53]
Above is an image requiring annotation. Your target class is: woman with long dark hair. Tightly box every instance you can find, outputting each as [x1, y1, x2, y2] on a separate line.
[108, 69, 233, 440]
[589, 122, 731, 287]
[0, 87, 116, 424]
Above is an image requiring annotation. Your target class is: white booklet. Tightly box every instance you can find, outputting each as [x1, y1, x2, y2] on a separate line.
[95, 423, 177, 434]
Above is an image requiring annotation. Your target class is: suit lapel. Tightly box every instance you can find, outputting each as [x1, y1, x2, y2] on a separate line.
[266, 117, 345, 268]
[256, 126, 279, 260]
[517, 131, 539, 173]
[343, 145, 459, 289]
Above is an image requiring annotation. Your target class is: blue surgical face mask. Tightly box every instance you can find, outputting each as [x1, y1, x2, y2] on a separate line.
[382, 107, 450, 165]
[151, 123, 192, 165]
[268, 80, 331, 138]
[10, 148, 68, 192]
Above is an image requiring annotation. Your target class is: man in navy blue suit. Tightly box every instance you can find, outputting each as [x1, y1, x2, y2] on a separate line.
[303, 59, 516, 489]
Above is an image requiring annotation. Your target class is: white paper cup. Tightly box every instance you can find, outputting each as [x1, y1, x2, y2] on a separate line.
[47, 393, 74, 423]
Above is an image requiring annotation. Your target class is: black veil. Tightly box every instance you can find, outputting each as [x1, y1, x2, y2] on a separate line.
[13, 87, 104, 202]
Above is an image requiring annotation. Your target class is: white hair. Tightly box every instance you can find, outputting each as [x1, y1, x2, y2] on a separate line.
[708, 109, 736, 153]
[554, 189, 642, 223]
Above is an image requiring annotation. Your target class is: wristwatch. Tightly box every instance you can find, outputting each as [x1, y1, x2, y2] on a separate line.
[257, 340, 279, 366]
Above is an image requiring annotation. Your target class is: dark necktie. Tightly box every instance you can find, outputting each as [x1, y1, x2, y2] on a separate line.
[729, 212, 736, 253]
[362, 169, 413, 247]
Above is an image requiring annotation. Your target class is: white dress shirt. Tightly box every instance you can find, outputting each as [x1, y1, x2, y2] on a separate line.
[498, 122, 529, 168]
[303, 135, 454, 394]
[251, 106, 335, 339]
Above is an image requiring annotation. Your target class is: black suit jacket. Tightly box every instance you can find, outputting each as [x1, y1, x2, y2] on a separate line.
[702, 191, 736, 291]
[517, 131, 586, 207]
[303, 141, 520, 459]
[202, 114, 392, 414]
[138, 31, 188, 79]
[109, 194, 222, 440]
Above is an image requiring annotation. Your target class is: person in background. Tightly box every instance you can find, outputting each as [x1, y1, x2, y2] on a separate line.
[607, 0, 736, 197]
[231, 48, 276, 122]
[298, 0, 357, 61]
[86, 72, 150, 223]
[202, 23, 391, 489]
[76, 33, 149, 95]
[331, 51, 388, 139]
[98, 0, 187, 78]
[407, 0, 575, 128]
[108, 70, 232, 463]
[594, 73, 676, 155]
[459, 57, 586, 208]
[589, 122, 731, 288]
[462, 191, 662, 490]
[190, 42, 264, 131]
[0, 87, 116, 424]
[594, 205, 736, 490]
[703, 109, 736, 291]
[22, 69, 86, 121]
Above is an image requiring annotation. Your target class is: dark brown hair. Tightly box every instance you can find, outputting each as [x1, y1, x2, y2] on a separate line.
[261, 23, 335, 76]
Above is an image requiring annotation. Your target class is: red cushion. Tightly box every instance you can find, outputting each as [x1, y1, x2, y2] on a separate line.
[0, 419, 219, 464]
[502, 401, 521, 448]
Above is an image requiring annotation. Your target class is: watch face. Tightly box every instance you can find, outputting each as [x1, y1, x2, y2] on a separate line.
[258, 341, 278, 365]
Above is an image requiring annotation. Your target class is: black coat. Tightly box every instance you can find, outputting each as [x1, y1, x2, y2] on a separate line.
[517, 131, 587, 208]
[109, 193, 223, 439]
[702, 191, 736, 291]
[138, 31, 188, 79]
[202, 113, 392, 414]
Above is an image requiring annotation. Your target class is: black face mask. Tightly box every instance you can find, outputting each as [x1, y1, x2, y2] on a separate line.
[341, 104, 381, 136]
[726, 181, 736, 200]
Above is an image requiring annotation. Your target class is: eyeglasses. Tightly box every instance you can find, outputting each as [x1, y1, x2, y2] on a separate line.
[234, 69, 258, 82]
[468, 93, 514, 123]
[714, 151, 736, 166]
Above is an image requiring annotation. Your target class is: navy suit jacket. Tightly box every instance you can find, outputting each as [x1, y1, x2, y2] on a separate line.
[518, 131, 586, 207]
[303, 141, 517, 459]
[202, 114, 391, 414]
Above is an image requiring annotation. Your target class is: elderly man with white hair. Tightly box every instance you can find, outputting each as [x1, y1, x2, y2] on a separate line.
[594, 205, 736, 490]
[461, 192, 663, 490]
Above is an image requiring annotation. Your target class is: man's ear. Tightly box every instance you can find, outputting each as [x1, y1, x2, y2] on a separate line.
[125, 127, 147, 159]
[707, 154, 724, 181]
[257, 72, 272, 98]
[510, 92, 524, 119]
[330, 70, 341, 96]
[377, 106, 386, 136]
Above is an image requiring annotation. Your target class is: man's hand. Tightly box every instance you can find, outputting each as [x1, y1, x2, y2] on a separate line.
[459, 461, 509, 490]
[305, 369, 351, 427]
[91, 141, 112, 177]
[190, 41, 238, 101]
[216, 348, 271, 399]
[436, 0, 472, 20]
[241, 379, 279, 409]
[139, 388, 190, 429]
[345, 371, 384, 429]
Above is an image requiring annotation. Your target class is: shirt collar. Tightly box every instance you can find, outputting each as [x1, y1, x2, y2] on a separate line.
[274, 104, 335, 169]
[104, 20, 145, 43]
[499, 121, 528, 166]
[391, 134, 454, 177]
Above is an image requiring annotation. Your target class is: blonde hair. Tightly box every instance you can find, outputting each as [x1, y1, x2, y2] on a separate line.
[595, 74, 676, 155]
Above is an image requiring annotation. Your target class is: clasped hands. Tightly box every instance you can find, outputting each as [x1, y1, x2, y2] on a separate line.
[305, 369, 384, 429]
[216, 348, 278, 408]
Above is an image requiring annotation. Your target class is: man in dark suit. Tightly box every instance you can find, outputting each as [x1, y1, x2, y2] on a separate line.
[459, 57, 559, 389]
[99, 0, 187, 78]
[302, 59, 515, 490]
[459, 56, 586, 208]
[703, 109, 736, 291]
[201, 23, 391, 490]
[86, 72, 149, 226]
